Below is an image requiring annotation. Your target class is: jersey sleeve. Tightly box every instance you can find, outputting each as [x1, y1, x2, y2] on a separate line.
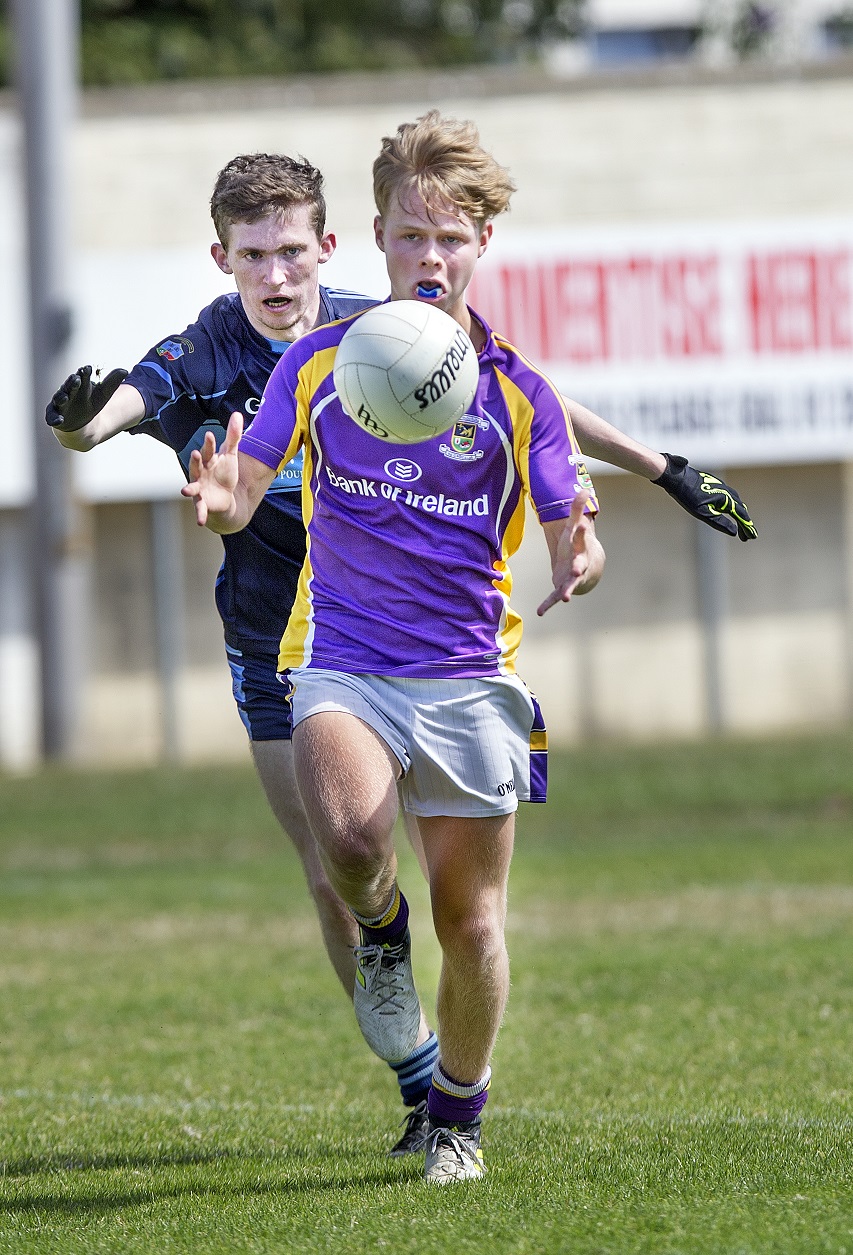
[123, 317, 226, 423]
[239, 344, 306, 472]
[127, 416, 171, 444]
[524, 378, 599, 523]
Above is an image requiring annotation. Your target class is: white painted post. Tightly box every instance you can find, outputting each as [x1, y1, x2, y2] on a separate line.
[0, 512, 40, 770]
[842, 460, 853, 720]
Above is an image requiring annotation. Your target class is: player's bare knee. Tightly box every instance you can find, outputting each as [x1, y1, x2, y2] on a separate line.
[432, 905, 504, 963]
[323, 828, 391, 888]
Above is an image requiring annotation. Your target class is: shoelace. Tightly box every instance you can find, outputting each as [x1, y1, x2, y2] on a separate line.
[353, 942, 409, 1012]
[427, 1126, 478, 1166]
[396, 1101, 429, 1147]
[398, 1100, 427, 1129]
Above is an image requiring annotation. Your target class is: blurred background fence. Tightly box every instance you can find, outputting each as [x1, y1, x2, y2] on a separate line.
[2, 0, 853, 767]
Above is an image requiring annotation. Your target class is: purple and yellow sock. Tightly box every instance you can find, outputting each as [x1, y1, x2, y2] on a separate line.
[351, 884, 409, 946]
[427, 1060, 491, 1127]
[389, 1031, 439, 1106]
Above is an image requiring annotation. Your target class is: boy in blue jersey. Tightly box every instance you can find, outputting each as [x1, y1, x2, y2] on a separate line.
[50, 147, 755, 1170]
[47, 154, 441, 1153]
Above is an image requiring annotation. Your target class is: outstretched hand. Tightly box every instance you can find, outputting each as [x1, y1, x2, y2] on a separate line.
[181, 411, 243, 527]
[653, 453, 757, 541]
[538, 491, 602, 616]
[45, 364, 128, 432]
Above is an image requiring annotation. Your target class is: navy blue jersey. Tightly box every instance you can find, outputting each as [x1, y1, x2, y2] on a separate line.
[127, 287, 376, 650]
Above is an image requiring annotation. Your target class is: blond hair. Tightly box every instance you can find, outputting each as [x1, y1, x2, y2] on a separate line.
[373, 111, 515, 230]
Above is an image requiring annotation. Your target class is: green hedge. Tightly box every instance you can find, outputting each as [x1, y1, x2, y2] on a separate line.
[1, 0, 582, 87]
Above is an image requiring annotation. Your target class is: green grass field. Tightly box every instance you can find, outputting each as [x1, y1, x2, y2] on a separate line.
[1, 731, 852, 1253]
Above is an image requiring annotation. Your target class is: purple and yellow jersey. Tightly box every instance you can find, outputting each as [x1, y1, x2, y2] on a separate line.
[241, 306, 598, 679]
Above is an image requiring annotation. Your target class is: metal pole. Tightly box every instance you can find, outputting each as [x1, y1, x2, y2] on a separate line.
[150, 499, 186, 761]
[0, 512, 40, 770]
[11, 0, 87, 759]
[695, 508, 729, 734]
[842, 460, 853, 721]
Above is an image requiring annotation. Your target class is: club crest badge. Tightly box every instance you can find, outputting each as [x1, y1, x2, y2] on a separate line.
[451, 421, 476, 454]
[576, 461, 595, 491]
[569, 453, 595, 491]
[440, 416, 486, 463]
[156, 337, 194, 361]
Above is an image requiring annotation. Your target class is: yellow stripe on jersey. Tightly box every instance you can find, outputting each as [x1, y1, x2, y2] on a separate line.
[492, 332, 597, 512]
[278, 540, 314, 672]
[486, 368, 536, 675]
[276, 346, 338, 672]
[272, 349, 331, 475]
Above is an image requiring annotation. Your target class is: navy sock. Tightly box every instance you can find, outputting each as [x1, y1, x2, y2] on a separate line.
[389, 1031, 438, 1106]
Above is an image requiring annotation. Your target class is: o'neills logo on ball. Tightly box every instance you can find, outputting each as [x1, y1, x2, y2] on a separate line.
[414, 329, 471, 411]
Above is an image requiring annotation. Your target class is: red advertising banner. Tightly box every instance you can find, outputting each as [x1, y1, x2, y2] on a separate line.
[469, 246, 852, 364]
[465, 222, 853, 467]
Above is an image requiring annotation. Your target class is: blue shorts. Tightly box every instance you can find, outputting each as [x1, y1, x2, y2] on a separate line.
[225, 645, 292, 741]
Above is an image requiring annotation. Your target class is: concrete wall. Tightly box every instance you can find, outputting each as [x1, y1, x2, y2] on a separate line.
[73, 65, 853, 250]
[73, 456, 853, 763]
[516, 462, 852, 742]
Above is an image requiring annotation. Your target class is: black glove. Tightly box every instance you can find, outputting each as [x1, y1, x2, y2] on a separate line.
[45, 364, 128, 433]
[653, 453, 757, 542]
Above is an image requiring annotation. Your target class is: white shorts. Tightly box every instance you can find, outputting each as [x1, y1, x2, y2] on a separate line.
[287, 669, 548, 818]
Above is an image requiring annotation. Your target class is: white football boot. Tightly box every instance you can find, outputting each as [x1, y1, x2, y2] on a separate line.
[352, 929, 421, 1063]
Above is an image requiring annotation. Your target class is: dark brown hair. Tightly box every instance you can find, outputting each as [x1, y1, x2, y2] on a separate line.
[210, 153, 327, 246]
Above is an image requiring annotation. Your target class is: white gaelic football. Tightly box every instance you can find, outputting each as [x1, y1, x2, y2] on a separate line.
[333, 300, 479, 444]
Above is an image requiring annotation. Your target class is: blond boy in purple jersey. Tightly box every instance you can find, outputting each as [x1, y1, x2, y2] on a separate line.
[184, 111, 608, 1183]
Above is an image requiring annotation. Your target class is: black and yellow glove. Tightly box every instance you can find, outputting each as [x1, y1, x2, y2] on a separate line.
[653, 453, 757, 542]
[45, 364, 128, 433]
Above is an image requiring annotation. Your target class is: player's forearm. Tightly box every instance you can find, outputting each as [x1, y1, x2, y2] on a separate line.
[544, 515, 605, 595]
[538, 507, 604, 615]
[563, 398, 666, 480]
[53, 425, 97, 452]
[53, 384, 146, 451]
[571, 532, 606, 596]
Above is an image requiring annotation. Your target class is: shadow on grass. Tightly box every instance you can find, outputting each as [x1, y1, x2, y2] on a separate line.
[0, 1146, 419, 1215]
[0, 1147, 240, 1177]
